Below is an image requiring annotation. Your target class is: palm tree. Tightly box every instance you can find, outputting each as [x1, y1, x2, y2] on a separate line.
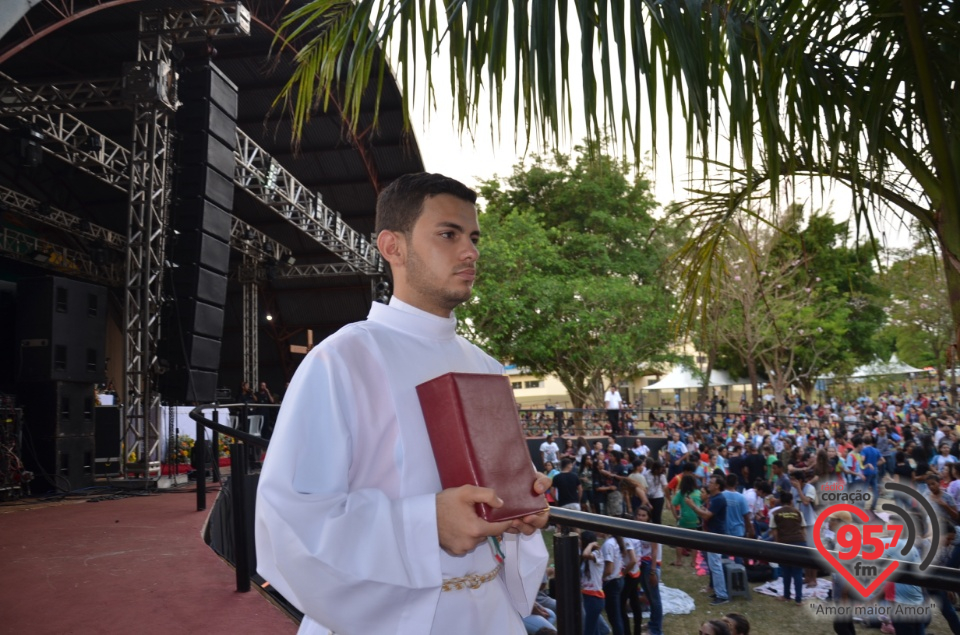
[275, 0, 960, 369]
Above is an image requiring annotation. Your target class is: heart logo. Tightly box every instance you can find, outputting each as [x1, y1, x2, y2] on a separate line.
[813, 503, 900, 598]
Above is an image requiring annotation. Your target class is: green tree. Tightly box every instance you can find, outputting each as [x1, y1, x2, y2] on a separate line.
[458, 141, 676, 409]
[275, 0, 960, 364]
[701, 206, 883, 404]
[877, 248, 953, 377]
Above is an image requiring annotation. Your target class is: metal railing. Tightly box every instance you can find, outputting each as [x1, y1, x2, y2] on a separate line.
[547, 508, 960, 634]
[189, 402, 273, 593]
[188, 403, 960, 635]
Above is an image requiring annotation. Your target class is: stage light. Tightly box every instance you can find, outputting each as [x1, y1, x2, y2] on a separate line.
[18, 126, 44, 168]
[81, 135, 102, 152]
[265, 312, 273, 321]
[30, 250, 50, 263]
[282, 252, 296, 266]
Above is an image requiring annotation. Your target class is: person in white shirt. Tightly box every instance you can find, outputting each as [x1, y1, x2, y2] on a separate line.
[600, 533, 626, 635]
[604, 386, 623, 435]
[255, 174, 550, 635]
[540, 434, 560, 465]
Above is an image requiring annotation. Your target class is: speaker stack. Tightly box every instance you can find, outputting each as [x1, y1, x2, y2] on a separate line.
[159, 62, 237, 404]
[16, 276, 107, 493]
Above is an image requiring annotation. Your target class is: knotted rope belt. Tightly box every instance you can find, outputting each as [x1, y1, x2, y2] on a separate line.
[441, 563, 502, 592]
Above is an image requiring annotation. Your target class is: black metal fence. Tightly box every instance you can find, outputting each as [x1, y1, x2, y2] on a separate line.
[188, 404, 960, 635]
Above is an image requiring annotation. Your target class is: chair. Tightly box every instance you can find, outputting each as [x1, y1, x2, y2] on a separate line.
[722, 561, 751, 600]
[247, 415, 264, 437]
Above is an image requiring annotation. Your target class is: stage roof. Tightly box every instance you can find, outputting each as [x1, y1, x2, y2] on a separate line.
[0, 0, 425, 392]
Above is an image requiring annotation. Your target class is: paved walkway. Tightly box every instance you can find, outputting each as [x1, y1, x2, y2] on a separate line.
[0, 487, 299, 635]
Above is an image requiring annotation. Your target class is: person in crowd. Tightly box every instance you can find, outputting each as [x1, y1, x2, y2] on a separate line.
[255, 173, 550, 635]
[632, 506, 664, 635]
[700, 619, 733, 635]
[238, 380, 255, 404]
[684, 474, 730, 605]
[667, 432, 687, 479]
[721, 473, 754, 565]
[552, 457, 582, 510]
[644, 460, 667, 524]
[744, 443, 767, 488]
[934, 443, 958, 477]
[605, 385, 623, 436]
[575, 436, 591, 465]
[769, 490, 806, 605]
[580, 454, 597, 513]
[541, 433, 560, 465]
[724, 613, 750, 635]
[771, 460, 792, 498]
[620, 533, 642, 635]
[860, 435, 884, 512]
[884, 519, 929, 635]
[255, 380, 275, 405]
[580, 531, 606, 635]
[600, 531, 626, 635]
[671, 473, 702, 568]
[925, 473, 959, 523]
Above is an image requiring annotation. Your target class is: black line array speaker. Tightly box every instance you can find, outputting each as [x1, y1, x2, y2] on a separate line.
[19, 381, 97, 492]
[162, 62, 238, 404]
[15, 276, 107, 384]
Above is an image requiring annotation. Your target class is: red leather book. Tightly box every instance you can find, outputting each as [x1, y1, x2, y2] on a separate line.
[416, 372, 549, 522]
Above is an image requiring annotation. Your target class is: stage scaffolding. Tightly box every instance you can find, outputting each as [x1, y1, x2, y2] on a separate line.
[0, 1, 385, 482]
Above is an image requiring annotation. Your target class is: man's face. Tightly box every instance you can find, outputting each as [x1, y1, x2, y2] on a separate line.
[392, 194, 479, 317]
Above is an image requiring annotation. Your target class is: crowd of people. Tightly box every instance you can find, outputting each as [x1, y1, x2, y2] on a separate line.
[535, 390, 959, 635]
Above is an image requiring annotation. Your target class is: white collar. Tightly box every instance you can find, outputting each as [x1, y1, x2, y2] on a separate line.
[367, 297, 458, 340]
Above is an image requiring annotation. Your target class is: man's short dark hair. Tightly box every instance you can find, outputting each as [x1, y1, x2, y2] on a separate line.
[725, 473, 738, 488]
[559, 457, 574, 469]
[375, 172, 477, 235]
[779, 491, 793, 505]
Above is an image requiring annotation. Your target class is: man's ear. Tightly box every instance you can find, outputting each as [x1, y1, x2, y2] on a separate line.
[377, 230, 405, 268]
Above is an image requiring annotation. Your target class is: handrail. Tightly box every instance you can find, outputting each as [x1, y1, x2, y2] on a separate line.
[188, 402, 276, 593]
[547, 508, 960, 635]
[190, 402, 272, 449]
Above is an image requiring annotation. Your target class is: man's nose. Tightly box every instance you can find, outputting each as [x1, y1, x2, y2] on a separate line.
[462, 239, 478, 261]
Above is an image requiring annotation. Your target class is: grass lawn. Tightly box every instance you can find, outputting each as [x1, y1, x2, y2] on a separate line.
[542, 529, 952, 634]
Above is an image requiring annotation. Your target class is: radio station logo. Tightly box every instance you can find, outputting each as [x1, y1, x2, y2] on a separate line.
[813, 482, 938, 598]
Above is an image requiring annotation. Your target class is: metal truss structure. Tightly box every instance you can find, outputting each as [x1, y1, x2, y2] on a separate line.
[233, 129, 382, 275]
[121, 10, 178, 477]
[0, 225, 121, 285]
[0, 84, 382, 278]
[238, 254, 259, 388]
[0, 183, 126, 250]
[0, 2, 383, 479]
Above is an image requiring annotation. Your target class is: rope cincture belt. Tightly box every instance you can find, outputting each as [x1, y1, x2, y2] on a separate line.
[441, 563, 503, 592]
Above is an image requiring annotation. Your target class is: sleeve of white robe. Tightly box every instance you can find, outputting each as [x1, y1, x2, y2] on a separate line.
[255, 344, 444, 635]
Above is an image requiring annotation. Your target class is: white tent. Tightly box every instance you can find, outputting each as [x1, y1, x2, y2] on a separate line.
[643, 367, 746, 390]
[818, 354, 925, 381]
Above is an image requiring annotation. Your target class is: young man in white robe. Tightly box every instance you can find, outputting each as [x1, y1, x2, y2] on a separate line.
[255, 173, 551, 635]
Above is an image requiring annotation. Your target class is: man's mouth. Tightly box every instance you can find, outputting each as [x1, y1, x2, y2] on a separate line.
[455, 268, 476, 281]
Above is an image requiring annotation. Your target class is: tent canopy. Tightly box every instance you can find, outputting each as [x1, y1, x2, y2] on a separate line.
[819, 354, 925, 381]
[643, 367, 746, 391]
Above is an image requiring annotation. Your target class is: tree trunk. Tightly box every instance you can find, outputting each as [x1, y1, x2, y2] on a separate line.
[939, 219, 960, 405]
[746, 356, 760, 408]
